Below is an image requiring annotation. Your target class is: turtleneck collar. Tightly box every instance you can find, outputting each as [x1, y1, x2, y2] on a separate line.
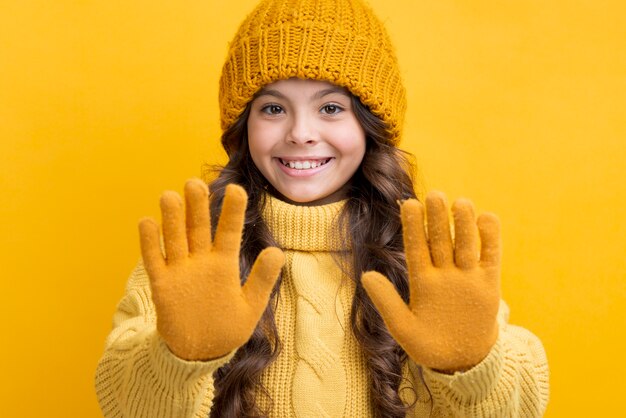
[261, 193, 350, 252]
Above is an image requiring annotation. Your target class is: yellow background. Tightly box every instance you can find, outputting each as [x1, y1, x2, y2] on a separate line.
[1, 0, 624, 416]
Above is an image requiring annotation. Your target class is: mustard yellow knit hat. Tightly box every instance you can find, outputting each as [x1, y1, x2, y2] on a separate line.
[219, 0, 406, 145]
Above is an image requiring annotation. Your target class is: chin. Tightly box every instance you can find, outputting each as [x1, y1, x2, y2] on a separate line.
[272, 188, 324, 205]
[284, 193, 322, 204]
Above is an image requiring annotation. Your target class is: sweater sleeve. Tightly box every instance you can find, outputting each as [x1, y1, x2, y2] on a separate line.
[408, 301, 549, 417]
[95, 260, 235, 418]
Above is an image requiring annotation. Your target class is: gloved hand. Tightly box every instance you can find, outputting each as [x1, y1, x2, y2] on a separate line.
[138, 178, 285, 361]
[362, 191, 501, 372]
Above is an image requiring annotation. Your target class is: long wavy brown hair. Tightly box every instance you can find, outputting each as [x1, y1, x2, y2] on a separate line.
[205, 90, 422, 417]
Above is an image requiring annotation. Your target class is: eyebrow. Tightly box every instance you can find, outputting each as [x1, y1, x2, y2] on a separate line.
[255, 86, 349, 100]
[313, 87, 350, 100]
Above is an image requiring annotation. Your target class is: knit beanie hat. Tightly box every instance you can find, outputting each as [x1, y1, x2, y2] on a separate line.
[218, 0, 406, 145]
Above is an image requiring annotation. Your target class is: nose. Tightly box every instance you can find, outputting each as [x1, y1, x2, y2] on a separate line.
[286, 112, 318, 145]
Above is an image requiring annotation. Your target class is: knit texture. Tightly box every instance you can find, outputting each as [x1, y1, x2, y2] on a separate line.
[219, 0, 407, 144]
[260, 196, 354, 416]
[95, 194, 550, 417]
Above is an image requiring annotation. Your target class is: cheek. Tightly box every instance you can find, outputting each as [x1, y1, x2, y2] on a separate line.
[248, 141, 272, 177]
[334, 130, 366, 166]
[346, 139, 366, 158]
[247, 124, 274, 164]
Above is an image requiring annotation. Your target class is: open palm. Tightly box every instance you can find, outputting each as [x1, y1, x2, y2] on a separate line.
[362, 191, 501, 372]
[138, 179, 284, 361]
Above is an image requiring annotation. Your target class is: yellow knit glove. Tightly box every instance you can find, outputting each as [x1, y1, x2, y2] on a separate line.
[138, 179, 285, 361]
[362, 191, 501, 372]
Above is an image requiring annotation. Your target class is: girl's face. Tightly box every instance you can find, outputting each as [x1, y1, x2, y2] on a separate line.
[247, 78, 366, 205]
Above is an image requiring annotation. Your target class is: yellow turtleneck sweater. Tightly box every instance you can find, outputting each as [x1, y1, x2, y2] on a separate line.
[95, 195, 549, 417]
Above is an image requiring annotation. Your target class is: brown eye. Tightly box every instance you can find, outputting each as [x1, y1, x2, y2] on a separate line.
[321, 104, 343, 115]
[261, 104, 284, 115]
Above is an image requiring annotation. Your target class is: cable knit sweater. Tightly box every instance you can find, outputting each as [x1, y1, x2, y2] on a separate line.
[95, 195, 549, 417]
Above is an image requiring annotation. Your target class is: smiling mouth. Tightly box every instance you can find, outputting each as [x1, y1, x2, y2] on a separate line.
[279, 158, 332, 170]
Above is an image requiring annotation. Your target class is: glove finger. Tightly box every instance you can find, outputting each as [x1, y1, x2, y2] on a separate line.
[138, 217, 166, 280]
[361, 271, 417, 346]
[160, 191, 189, 262]
[401, 199, 432, 275]
[426, 191, 454, 267]
[213, 184, 247, 254]
[184, 178, 212, 254]
[452, 198, 479, 269]
[242, 247, 285, 318]
[478, 212, 501, 267]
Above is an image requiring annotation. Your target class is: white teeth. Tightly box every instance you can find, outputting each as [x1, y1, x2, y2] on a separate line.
[281, 159, 330, 170]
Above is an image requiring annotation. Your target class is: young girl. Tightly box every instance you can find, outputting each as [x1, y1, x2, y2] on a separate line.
[95, 0, 549, 416]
